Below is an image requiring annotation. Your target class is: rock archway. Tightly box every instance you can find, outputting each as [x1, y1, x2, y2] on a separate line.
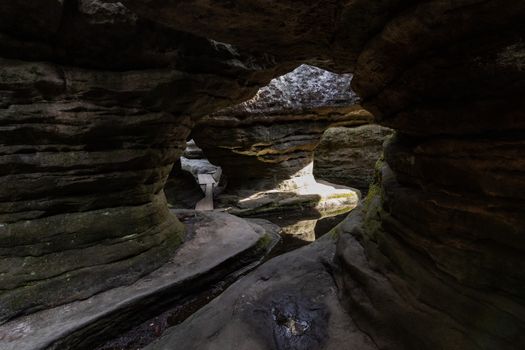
[1, 1, 524, 349]
[120, 1, 525, 348]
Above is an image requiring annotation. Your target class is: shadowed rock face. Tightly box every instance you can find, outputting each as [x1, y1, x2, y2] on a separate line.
[0, 0, 280, 323]
[120, 0, 409, 71]
[335, 3, 525, 348]
[121, 1, 525, 349]
[1, 0, 525, 349]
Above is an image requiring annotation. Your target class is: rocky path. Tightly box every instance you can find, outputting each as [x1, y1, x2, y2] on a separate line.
[0, 212, 279, 350]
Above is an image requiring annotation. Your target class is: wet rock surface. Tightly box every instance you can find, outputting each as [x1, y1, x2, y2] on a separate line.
[145, 234, 377, 350]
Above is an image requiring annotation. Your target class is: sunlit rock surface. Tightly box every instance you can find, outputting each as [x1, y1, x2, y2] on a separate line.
[314, 125, 393, 194]
[192, 65, 367, 216]
[193, 65, 366, 191]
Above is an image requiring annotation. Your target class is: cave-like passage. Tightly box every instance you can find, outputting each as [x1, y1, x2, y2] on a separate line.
[162, 65, 389, 258]
[1, 1, 525, 350]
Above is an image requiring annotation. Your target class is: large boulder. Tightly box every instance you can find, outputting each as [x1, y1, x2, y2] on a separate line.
[314, 125, 393, 194]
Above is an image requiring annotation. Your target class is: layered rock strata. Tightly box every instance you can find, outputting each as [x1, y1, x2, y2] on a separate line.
[0, 0, 279, 324]
[193, 65, 367, 193]
[1, 1, 524, 349]
[314, 125, 393, 194]
[123, 1, 525, 349]
[192, 65, 366, 215]
[0, 211, 280, 350]
[334, 3, 525, 348]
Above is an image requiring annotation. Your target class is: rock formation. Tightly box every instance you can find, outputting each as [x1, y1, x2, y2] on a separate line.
[192, 65, 366, 215]
[0, 0, 279, 324]
[1, 0, 524, 349]
[143, 234, 377, 350]
[121, 1, 525, 349]
[314, 125, 393, 194]
[0, 210, 280, 349]
[193, 65, 366, 192]
[163, 159, 204, 209]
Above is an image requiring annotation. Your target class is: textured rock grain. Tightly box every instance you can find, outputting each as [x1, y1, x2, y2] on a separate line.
[0, 0, 280, 324]
[192, 65, 369, 193]
[2, 1, 525, 349]
[314, 125, 393, 193]
[121, 1, 525, 349]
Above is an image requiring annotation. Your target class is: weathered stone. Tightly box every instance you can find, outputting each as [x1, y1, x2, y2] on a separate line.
[0, 0, 281, 324]
[0, 211, 280, 350]
[0, 58, 191, 322]
[163, 160, 204, 209]
[192, 65, 366, 191]
[2, 1, 525, 349]
[221, 178, 359, 219]
[119, 1, 525, 349]
[314, 125, 393, 193]
[145, 235, 377, 350]
[192, 65, 367, 216]
[334, 2, 525, 348]
[183, 140, 205, 159]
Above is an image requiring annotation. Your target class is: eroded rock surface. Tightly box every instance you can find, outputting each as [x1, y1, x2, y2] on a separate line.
[314, 125, 393, 194]
[163, 160, 204, 209]
[0, 0, 279, 324]
[145, 234, 377, 350]
[191, 65, 366, 216]
[2, 0, 525, 349]
[0, 211, 280, 350]
[193, 65, 366, 193]
[121, 1, 525, 349]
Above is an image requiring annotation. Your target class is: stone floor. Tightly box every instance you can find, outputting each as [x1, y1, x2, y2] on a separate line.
[0, 211, 280, 350]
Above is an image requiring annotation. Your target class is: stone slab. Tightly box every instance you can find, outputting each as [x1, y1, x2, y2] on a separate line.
[145, 234, 378, 350]
[0, 211, 277, 350]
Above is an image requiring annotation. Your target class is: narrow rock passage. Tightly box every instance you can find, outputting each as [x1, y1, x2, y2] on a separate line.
[144, 221, 378, 350]
[3, 1, 523, 349]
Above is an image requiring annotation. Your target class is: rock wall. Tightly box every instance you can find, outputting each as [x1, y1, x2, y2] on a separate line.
[336, 2, 525, 349]
[0, 0, 279, 323]
[122, 1, 525, 349]
[192, 65, 370, 193]
[314, 125, 393, 193]
[1, 1, 524, 349]
[0, 58, 188, 322]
